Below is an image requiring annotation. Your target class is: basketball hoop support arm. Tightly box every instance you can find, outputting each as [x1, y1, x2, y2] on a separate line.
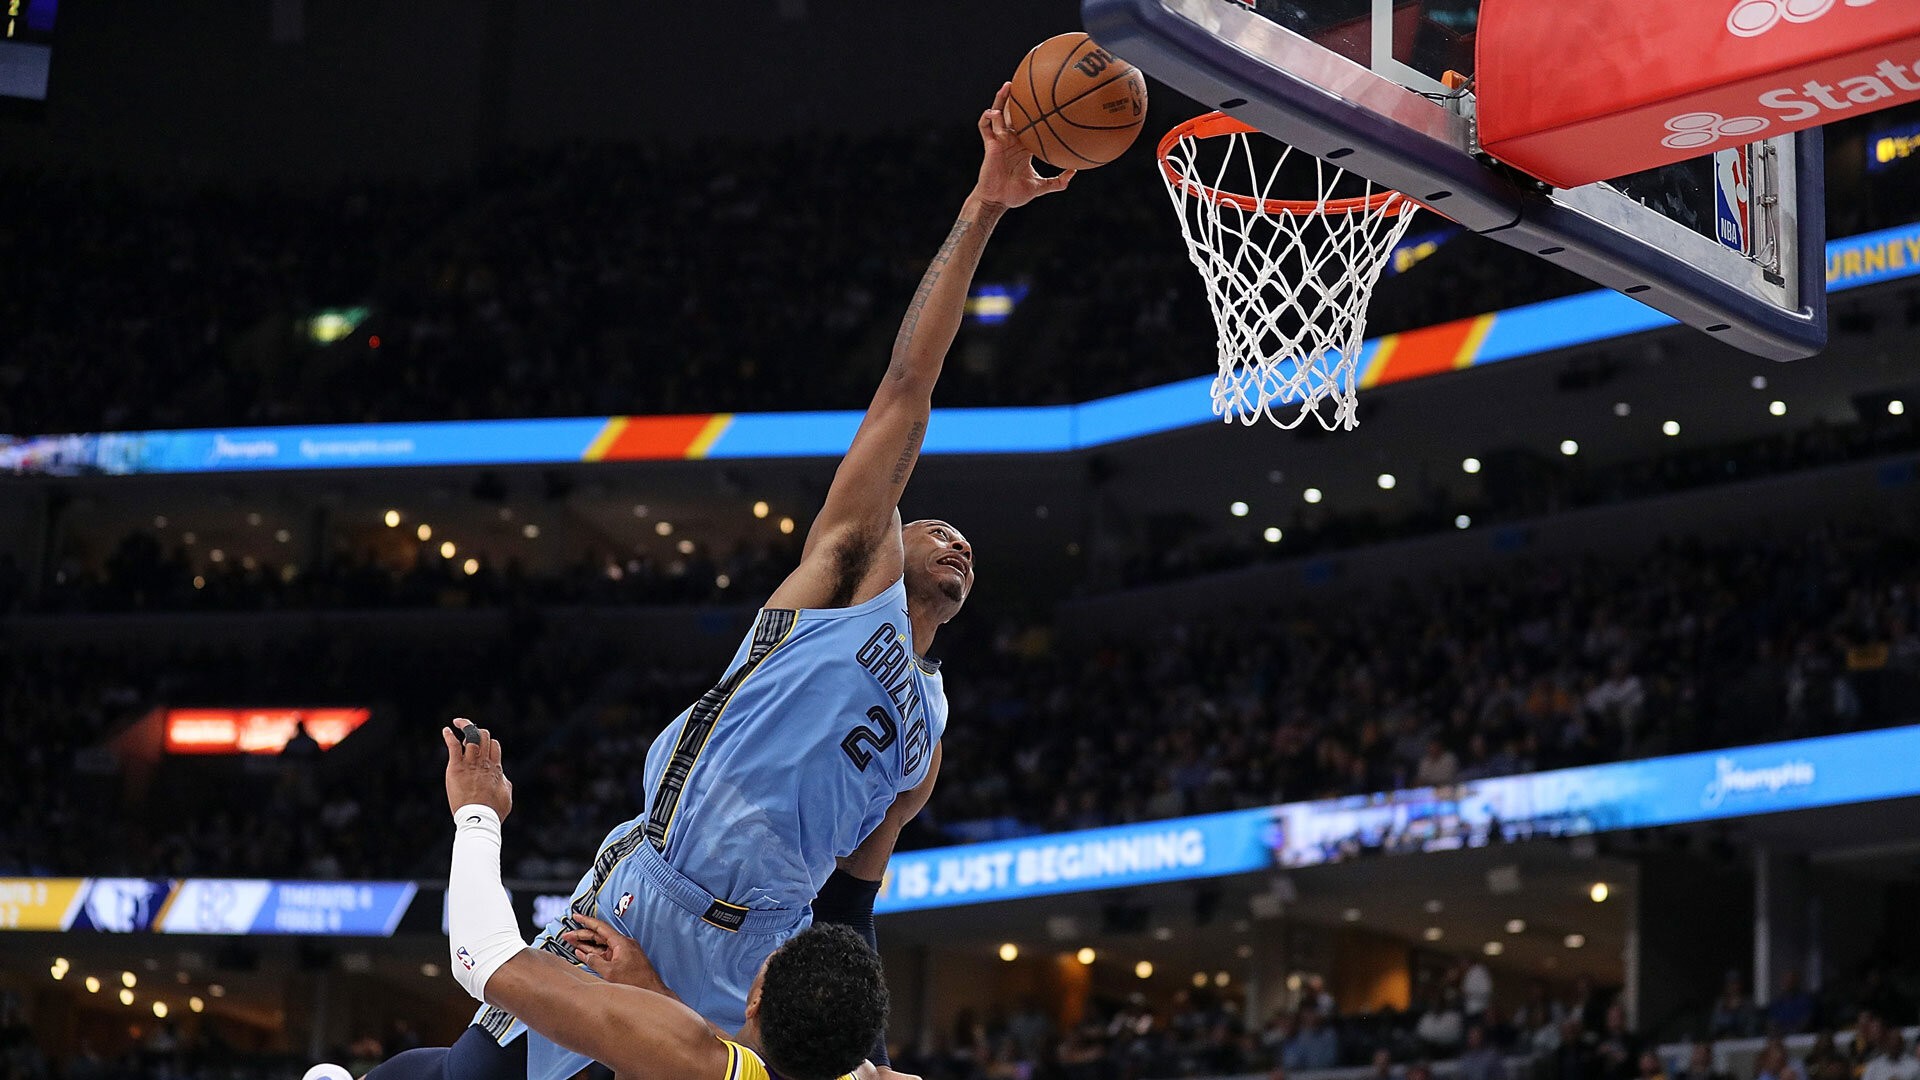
[1084, 0, 1827, 361]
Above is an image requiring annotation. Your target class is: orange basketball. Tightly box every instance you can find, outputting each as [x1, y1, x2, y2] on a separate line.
[1006, 33, 1149, 169]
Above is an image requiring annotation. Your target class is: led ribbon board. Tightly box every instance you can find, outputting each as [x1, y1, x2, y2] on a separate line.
[1, 225, 1916, 477]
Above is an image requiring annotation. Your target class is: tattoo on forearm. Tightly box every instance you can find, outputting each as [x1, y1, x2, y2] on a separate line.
[887, 204, 1005, 382]
[889, 421, 925, 485]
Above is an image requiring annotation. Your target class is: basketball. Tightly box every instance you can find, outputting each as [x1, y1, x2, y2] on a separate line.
[1006, 32, 1149, 169]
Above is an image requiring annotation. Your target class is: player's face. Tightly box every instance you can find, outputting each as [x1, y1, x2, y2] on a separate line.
[903, 519, 974, 611]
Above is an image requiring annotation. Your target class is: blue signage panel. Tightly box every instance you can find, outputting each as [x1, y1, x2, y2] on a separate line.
[877, 809, 1278, 914]
[878, 724, 1920, 913]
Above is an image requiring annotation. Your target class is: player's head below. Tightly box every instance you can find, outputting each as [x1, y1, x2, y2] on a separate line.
[902, 518, 973, 623]
[742, 924, 888, 1080]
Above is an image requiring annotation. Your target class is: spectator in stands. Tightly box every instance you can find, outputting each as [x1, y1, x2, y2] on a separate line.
[1414, 738, 1460, 787]
[1860, 1029, 1915, 1080]
[1672, 1044, 1732, 1080]
[1853, 1014, 1887, 1076]
[1306, 974, 1337, 1019]
[1595, 1003, 1642, 1080]
[1769, 970, 1816, 1034]
[1463, 960, 1495, 1025]
[1517, 982, 1568, 1055]
[1535, 1019, 1598, 1080]
[1710, 972, 1761, 1039]
[1284, 1006, 1340, 1071]
[1756, 1038, 1806, 1080]
[1635, 1052, 1668, 1080]
[1460, 1026, 1507, 1080]
[1418, 988, 1467, 1057]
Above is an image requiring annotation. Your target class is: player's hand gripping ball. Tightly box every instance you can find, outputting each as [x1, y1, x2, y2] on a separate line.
[1005, 32, 1149, 169]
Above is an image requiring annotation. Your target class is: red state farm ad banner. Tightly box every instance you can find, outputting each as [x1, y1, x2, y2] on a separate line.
[164, 708, 371, 754]
[1477, 0, 1920, 189]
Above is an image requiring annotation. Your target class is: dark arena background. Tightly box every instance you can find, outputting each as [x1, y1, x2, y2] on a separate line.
[7, 4, 1920, 1080]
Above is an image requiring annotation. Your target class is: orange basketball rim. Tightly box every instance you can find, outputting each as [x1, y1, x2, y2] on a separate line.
[1156, 111, 1416, 217]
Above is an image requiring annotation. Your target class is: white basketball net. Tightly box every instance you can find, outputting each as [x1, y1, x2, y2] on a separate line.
[1160, 119, 1418, 430]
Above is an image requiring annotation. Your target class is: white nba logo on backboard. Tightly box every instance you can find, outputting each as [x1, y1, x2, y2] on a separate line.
[1727, 0, 1876, 37]
[1662, 112, 1771, 150]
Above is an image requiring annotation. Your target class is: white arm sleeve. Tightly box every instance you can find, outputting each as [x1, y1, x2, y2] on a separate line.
[447, 804, 530, 1002]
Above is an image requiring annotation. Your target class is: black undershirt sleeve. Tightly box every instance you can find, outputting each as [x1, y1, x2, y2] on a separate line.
[811, 869, 889, 1068]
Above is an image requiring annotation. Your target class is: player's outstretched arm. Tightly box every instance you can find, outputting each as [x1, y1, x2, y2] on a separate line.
[484, 950, 727, 1080]
[770, 85, 1070, 608]
[441, 719, 728, 1080]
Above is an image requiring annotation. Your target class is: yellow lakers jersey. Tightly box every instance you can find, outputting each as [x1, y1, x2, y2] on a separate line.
[720, 1040, 853, 1080]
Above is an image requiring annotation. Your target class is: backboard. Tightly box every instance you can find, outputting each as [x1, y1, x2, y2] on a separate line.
[1084, 0, 1828, 361]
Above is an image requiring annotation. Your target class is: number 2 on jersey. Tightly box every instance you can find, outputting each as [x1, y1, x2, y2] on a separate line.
[840, 705, 898, 771]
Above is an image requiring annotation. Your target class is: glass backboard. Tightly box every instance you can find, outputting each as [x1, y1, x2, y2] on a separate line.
[1085, 0, 1828, 360]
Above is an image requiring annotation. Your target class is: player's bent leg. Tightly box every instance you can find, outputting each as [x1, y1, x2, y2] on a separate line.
[362, 1025, 528, 1080]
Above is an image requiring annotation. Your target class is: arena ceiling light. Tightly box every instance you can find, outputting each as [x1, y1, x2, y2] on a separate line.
[1214, 972, 1231, 987]
[121, 972, 135, 988]
[1377, 473, 1397, 490]
[1303, 488, 1323, 504]
[1192, 972, 1208, 987]
[655, 521, 673, 536]
[1076, 947, 1096, 965]
[1613, 402, 1632, 417]
[632, 504, 649, 518]
[1564, 934, 1587, 949]
[1662, 420, 1682, 436]
[779, 517, 796, 534]
[1483, 941, 1504, 956]
[1230, 500, 1249, 517]
[1770, 400, 1787, 416]
[1455, 515, 1472, 529]
[1559, 440, 1579, 456]
[1462, 457, 1481, 474]
[84, 977, 100, 994]
[119, 989, 133, 1006]
[1751, 375, 1769, 390]
[1589, 882, 1610, 903]
[1135, 961, 1154, 979]
[49, 958, 68, 980]
[416, 523, 432, 541]
[998, 943, 1019, 962]
[1341, 908, 1362, 922]
[189, 997, 204, 1013]
[1263, 527, 1282, 543]
[521, 524, 540, 539]
[1506, 919, 1527, 934]
[1423, 927, 1443, 941]
[1892, 400, 1907, 416]
[752, 501, 769, 519]
[439, 541, 456, 560]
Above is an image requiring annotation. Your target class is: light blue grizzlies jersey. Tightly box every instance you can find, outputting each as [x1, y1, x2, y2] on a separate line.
[642, 576, 948, 910]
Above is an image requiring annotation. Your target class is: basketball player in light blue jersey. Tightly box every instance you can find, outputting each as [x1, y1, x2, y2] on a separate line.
[358, 84, 1074, 1080]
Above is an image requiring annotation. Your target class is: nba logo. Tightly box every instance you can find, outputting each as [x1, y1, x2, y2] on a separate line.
[1715, 147, 1753, 257]
[615, 893, 634, 917]
[456, 947, 475, 970]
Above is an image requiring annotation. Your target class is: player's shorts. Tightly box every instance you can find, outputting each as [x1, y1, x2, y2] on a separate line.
[471, 819, 810, 1080]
